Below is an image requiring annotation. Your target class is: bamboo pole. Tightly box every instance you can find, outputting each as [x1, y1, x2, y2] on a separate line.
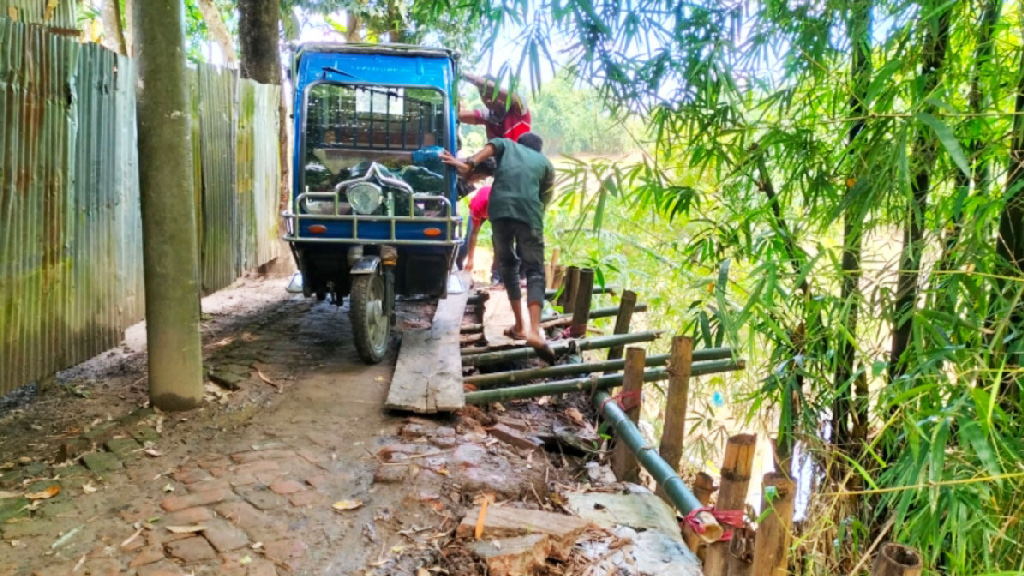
[593, 389, 723, 543]
[871, 543, 923, 576]
[683, 473, 717, 554]
[558, 266, 580, 314]
[463, 360, 744, 402]
[751, 473, 796, 576]
[611, 348, 646, 482]
[541, 303, 647, 329]
[546, 247, 560, 289]
[462, 331, 663, 367]
[463, 349, 737, 388]
[569, 268, 596, 337]
[704, 434, 757, 576]
[551, 265, 566, 292]
[547, 283, 614, 301]
[606, 290, 637, 361]
[659, 336, 693, 481]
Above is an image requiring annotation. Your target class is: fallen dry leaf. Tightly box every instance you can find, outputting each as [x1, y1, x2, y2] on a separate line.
[162, 483, 175, 493]
[390, 545, 404, 554]
[25, 485, 60, 500]
[120, 527, 144, 547]
[0, 491, 21, 499]
[143, 449, 162, 458]
[166, 525, 206, 534]
[82, 483, 97, 494]
[332, 499, 364, 511]
[564, 407, 587, 426]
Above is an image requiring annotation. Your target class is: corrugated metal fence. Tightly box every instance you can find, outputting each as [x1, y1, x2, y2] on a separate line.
[0, 18, 282, 395]
[1, 0, 77, 31]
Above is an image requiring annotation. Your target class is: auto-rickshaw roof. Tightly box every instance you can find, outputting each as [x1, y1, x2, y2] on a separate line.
[295, 42, 458, 61]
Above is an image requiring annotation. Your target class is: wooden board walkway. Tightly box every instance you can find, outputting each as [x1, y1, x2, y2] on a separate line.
[385, 271, 470, 414]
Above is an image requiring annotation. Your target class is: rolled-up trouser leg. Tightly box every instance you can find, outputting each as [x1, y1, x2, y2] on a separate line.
[491, 218, 522, 301]
[517, 225, 546, 304]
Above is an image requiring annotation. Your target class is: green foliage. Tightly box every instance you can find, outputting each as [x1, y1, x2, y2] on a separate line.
[475, 0, 1024, 574]
[529, 71, 640, 156]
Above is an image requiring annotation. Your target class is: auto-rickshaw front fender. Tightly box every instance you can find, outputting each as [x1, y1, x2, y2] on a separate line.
[350, 255, 381, 276]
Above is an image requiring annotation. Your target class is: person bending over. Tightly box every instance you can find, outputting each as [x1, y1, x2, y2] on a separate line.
[458, 73, 531, 142]
[442, 132, 555, 362]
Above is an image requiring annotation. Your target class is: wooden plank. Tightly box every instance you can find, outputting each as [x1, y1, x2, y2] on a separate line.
[483, 287, 520, 348]
[386, 271, 470, 414]
[606, 290, 638, 361]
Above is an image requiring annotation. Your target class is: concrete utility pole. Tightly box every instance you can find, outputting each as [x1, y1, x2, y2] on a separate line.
[133, 0, 204, 410]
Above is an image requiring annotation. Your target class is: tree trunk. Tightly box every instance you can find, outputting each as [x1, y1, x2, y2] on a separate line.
[238, 0, 281, 84]
[101, 0, 127, 54]
[197, 0, 238, 66]
[834, 0, 872, 455]
[992, 42, 1024, 406]
[133, 0, 204, 411]
[124, 0, 134, 56]
[888, 4, 952, 383]
[936, 0, 1001, 291]
[346, 11, 362, 42]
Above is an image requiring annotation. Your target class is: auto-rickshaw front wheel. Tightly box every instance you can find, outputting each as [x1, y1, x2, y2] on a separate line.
[350, 270, 390, 364]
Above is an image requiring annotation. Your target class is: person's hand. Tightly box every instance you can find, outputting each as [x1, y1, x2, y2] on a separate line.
[465, 261, 474, 272]
[440, 151, 469, 175]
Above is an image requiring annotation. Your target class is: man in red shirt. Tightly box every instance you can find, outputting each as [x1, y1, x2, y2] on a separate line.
[458, 73, 531, 142]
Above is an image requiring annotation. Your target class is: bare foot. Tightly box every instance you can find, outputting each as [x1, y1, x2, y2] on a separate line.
[525, 334, 556, 365]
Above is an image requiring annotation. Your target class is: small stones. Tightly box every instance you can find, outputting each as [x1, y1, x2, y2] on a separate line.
[268, 478, 306, 495]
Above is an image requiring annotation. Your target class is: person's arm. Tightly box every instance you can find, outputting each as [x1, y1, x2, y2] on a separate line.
[441, 140, 502, 176]
[458, 108, 483, 125]
[540, 164, 555, 207]
[465, 72, 524, 111]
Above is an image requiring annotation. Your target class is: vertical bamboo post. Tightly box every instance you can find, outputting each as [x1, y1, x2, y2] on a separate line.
[704, 434, 757, 576]
[546, 247, 561, 289]
[871, 543, 923, 576]
[683, 473, 717, 554]
[558, 265, 580, 314]
[606, 290, 637, 362]
[570, 268, 595, 337]
[551, 265, 566, 292]
[659, 335, 693, 473]
[751, 473, 796, 576]
[610, 347, 646, 482]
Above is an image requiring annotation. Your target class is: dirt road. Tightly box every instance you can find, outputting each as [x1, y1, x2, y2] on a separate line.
[0, 274, 535, 575]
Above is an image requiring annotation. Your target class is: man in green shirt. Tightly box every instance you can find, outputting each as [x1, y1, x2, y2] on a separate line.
[442, 133, 556, 361]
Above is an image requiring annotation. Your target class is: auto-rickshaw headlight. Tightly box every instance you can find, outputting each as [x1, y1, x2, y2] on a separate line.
[347, 181, 383, 215]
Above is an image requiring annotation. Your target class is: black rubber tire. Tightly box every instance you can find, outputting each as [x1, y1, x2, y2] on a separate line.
[349, 273, 389, 364]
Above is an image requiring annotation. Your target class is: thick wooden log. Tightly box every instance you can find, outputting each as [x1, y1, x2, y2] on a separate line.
[683, 473, 717, 554]
[606, 290, 638, 362]
[569, 268, 596, 337]
[610, 348, 646, 482]
[871, 543, 923, 576]
[462, 331, 663, 367]
[751, 473, 796, 576]
[659, 336, 693, 483]
[704, 434, 757, 576]
[463, 349, 736, 388]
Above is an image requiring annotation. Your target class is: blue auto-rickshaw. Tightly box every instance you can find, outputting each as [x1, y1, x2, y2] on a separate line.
[282, 43, 462, 363]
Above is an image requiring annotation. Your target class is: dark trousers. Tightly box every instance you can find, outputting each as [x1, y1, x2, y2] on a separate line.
[491, 218, 545, 303]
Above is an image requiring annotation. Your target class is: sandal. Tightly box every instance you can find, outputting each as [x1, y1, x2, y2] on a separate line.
[532, 343, 557, 365]
[504, 327, 527, 341]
